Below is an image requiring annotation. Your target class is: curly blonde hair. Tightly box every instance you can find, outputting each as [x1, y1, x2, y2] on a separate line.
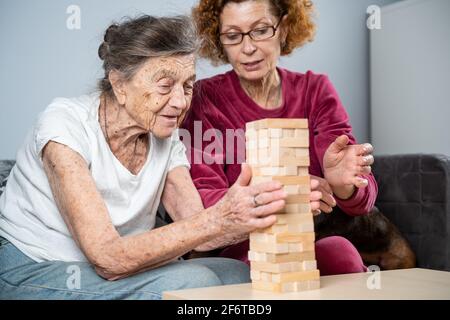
[192, 0, 316, 65]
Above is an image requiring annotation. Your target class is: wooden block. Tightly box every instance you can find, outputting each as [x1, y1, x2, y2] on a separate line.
[252, 280, 284, 293]
[274, 213, 313, 225]
[257, 147, 270, 162]
[257, 224, 290, 234]
[247, 152, 258, 166]
[258, 138, 270, 149]
[268, 148, 296, 161]
[258, 129, 269, 139]
[307, 279, 321, 290]
[288, 242, 315, 253]
[276, 232, 315, 243]
[259, 222, 314, 234]
[282, 129, 295, 137]
[248, 251, 316, 263]
[284, 184, 310, 195]
[270, 270, 320, 283]
[246, 119, 308, 130]
[251, 232, 315, 244]
[273, 137, 309, 148]
[273, 155, 310, 167]
[277, 203, 312, 214]
[250, 270, 261, 281]
[295, 129, 309, 138]
[252, 175, 310, 185]
[268, 128, 282, 138]
[287, 223, 314, 233]
[298, 167, 309, 176]
[247, 139, 258, 150]
[295, 148, 309, 157]
[250, 240, 289, 254]
[253, 166, 298, 177]
[251, 260, 317, 273]
[250, 239, 314, 254]
[285, 194, 310, 204]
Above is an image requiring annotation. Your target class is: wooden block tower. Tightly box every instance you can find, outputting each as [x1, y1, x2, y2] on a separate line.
[245, 118, 320, 293]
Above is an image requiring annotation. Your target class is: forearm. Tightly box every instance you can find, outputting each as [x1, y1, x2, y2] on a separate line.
[194, 232, 248, 252]
[94, 208, 220, 280]
[333, 174, 378, 216]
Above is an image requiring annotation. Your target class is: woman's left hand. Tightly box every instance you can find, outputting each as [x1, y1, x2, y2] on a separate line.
[323, 135, 374, 196]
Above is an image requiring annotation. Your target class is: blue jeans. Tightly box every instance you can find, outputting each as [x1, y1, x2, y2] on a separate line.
[0, 236, 250, 300]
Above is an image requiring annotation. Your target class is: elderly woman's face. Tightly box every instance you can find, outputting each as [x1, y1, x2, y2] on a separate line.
[220, 0, 283, 82]
[121, 54, 196, 138]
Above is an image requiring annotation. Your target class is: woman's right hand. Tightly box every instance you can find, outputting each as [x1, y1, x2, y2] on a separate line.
[213, 164, 287, 236]
[310, 175, 336, 216]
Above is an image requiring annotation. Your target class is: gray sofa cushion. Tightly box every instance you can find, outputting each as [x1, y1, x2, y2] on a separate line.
[0, 160, 15, 197]
[373, 154, 450, 271]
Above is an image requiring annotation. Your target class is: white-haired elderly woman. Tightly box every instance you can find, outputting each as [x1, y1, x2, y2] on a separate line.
[0, 15, 287, 300]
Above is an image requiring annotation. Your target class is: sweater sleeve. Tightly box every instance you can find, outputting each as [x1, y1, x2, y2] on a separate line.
[310, 75, 378, 216]
[181, 83, 229, 208]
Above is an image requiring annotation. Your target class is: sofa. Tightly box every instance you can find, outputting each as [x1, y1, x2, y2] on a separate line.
[1, 154, 449, 271]
[372, 154, 450, 271]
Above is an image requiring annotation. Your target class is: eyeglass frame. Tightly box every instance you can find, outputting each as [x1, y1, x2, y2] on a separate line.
[219, 16, 285, 46]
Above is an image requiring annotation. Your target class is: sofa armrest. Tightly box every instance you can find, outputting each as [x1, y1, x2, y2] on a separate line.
[0, 160, 15, 197]
[372, 154, 450, 271]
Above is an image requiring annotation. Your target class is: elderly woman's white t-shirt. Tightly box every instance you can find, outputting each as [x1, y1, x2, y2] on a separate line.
[0, 92, 190, 262]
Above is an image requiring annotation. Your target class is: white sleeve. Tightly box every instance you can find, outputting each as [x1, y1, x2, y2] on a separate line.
[34, 105, 91, 164]
[168, 129, 190, 172]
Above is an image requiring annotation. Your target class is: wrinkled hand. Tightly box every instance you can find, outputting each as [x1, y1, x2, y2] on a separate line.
[310, 175, 336, 216]
[323, 135, 374, 190]
[214, 164, 286, 235]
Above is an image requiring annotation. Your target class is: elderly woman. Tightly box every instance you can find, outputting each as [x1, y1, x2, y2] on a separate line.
[182, 0, 378, 275]
[0, 15, 287, 300]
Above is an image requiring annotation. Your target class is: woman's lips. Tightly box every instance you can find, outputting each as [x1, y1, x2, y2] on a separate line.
[160, 115, 178, 126]
[242, 60, 263, 71]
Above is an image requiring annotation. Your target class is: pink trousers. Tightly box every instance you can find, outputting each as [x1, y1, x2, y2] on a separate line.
[220, 236, 367, 276]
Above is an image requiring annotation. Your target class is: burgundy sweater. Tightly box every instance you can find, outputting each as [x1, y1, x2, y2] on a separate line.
[181, 68, 378, 260]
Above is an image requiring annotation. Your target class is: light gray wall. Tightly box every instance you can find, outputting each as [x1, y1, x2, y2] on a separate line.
[0, 0, 398, 159]
[371, 0, 450, 156]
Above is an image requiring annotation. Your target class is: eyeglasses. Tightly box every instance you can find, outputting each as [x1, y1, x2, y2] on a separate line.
[219, 18, 283, 46]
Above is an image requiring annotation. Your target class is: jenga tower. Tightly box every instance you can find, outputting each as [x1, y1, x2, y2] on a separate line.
[245, 118, 320, 293]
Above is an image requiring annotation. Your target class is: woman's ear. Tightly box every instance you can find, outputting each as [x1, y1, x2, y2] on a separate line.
[109, 70, 127, 105]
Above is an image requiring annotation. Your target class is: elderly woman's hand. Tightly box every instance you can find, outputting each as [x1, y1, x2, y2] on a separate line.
[323, 135, 374, 199]
[310, 175, 336, 216]
[213, 164, 287, 236]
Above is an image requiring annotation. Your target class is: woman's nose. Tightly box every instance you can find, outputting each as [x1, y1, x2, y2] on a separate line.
[241, 35, 257, 55]
[169, 86, 187, 110]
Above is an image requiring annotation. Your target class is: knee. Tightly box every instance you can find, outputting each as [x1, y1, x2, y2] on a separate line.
[170, 263, 223, 290]
[315, 236, 366, 276]
[213, 258, 251, 285]
[186, 258, 250, 285]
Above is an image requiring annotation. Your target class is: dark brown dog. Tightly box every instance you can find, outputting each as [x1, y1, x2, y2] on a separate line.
[315, 206, 416, 270]
[185, 206, 417, 270]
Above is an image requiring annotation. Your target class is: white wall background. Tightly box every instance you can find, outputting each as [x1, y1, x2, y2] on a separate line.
[0, 0, 398, 159]
[371, 0, 450, 156]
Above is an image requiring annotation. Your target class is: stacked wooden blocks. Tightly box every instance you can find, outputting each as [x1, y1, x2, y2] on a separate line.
[246, 118, 320, 293]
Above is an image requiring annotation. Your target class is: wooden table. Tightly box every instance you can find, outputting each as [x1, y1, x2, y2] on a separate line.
[163, 268, 450, 300]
